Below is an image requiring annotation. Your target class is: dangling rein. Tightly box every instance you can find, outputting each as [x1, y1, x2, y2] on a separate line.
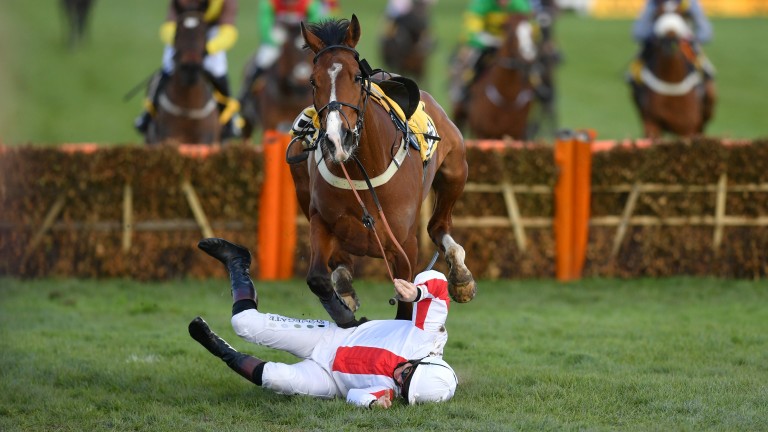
[339, 158, 412, 288]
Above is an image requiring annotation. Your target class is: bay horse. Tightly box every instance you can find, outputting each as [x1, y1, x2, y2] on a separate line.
[60, 0, 94, 50]
[461, 14, 537, 140]
[380, 0, 434, 83]
[289, 15, 476, 327]
[148, 10, 221, 145]
[630, 4, 716, 138]
[239, 16, 314, 139]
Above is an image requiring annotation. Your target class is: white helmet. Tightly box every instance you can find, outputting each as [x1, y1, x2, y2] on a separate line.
[404, 357, 458, 404]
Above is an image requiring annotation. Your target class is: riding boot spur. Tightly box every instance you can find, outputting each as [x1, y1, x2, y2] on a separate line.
[198, 238, 257, 314]
[188, 316, 266, 385]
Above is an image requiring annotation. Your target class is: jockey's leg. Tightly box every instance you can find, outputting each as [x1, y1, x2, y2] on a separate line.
[134, 70, 171, 134]
[207, 72, 243, 140]
[188, 316, 266, 385]
[449, 46, 480, 127]
[242, 44, 280, 96]
[197, 238, 257, 315]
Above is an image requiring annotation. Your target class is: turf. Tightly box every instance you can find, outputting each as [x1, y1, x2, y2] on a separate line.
[1, 276, 767, 431]
[0, 1, 766, 145]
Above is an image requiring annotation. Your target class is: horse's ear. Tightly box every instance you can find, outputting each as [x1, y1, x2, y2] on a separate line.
[301, 21, 324, 53]
[344, 14, 362, 48]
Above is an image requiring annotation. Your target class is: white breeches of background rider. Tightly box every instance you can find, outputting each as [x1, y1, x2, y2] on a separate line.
[162, 26, 228, 77]
[231, 309, 351, 398]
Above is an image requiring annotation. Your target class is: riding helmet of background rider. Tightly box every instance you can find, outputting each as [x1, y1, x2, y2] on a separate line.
[631, 0, 714, 77]
[135, 0, 241, 136]
[244, 0, 328, 89]
[449, 0, 533, 104]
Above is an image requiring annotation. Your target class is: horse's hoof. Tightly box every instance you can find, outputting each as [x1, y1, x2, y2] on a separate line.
[339, 293, 360, 313]
[448, 263, 476, 303]
[332, 267, 359, 312]
[449, 279, 477, 303]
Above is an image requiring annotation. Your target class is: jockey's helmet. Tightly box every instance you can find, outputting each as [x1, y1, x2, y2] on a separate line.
[401, 357, 458, 404]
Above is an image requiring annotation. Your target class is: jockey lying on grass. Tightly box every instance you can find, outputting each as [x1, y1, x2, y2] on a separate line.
[189, 238, 458, 408]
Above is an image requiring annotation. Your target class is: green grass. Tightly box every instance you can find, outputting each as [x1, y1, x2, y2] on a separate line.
[1, 277, 767, 431]
[1, 1, 766, 145]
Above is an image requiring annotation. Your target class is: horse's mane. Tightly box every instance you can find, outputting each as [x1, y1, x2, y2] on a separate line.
[304, 18, 351, 48]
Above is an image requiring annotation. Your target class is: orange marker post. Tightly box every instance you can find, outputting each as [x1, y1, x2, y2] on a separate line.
[554, 130, 575, 281]
[257, 130, 297, 280]
[554, 129, 594, 281]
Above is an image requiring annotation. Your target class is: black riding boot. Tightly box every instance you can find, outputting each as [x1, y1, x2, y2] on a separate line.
[198, 238, 257, 315]
[135, 70, 171, 134]
[188, 316, 265, 385]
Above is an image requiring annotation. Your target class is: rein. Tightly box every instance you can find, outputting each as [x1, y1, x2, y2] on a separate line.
[339, 158, 413, 284]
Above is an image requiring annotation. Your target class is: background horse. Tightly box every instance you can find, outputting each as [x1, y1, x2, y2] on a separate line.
[379, 0, 434, 84]
[239, 17, 314, 139]
[148, 10, 220, 145]
[630, 5, 716, 138]
[462, 14, 537, 140]
[60, 0, 95, 50]
[289, 15, 476, 327]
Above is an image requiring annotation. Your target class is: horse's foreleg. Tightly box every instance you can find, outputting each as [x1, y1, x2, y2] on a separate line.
[307, 217, 358, 327]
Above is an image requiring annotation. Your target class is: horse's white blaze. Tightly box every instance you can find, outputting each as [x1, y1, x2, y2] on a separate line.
[183, 17, 200, 29]
[654, 12, 692, 39]
[442, 235, 466, 264]
[517, 21, 537, 62]
[325, 63, 349, 161]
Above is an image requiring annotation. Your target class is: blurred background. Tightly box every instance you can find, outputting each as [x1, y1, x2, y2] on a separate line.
[0, 0, 766, 145]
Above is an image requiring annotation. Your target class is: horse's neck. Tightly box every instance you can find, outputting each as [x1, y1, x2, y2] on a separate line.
[487, 59, 527, 94]
[167, 71, 212, 101]
[358, 103, 402, 168]
[653, 49, 691, 81]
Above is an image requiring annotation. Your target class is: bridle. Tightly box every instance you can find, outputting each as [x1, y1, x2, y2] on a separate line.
[311, 44, 372, 156]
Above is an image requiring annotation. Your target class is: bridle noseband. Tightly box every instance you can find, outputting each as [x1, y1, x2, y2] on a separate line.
[311, 44, 373, 155]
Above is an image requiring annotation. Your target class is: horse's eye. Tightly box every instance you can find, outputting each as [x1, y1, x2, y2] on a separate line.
[309, 78, 316, 87]
[354, 75, 363, 83]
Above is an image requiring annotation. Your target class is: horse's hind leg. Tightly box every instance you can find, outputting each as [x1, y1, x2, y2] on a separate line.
[429, 153, 477, 303]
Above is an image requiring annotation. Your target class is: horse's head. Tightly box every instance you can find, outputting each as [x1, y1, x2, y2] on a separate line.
[499, 14, 537, 65]
[173, 11, 207, 85]
[301, 15, 365, 163]
[274, 16, 313, 92]
[173, 0, 208, 14]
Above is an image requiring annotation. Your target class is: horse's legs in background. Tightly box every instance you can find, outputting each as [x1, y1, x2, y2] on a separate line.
[428, 151, 477, 304]
[307, 216, 358, 327]
[643, 118, 662, 139]
[702, 80, 716, 130]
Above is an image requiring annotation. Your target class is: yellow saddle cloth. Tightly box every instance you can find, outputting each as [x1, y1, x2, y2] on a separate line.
[290, 82, 439, 162]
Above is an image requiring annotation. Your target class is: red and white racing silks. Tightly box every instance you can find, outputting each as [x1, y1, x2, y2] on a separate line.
[321, 270, 450, 407]
[232, 271, 451, 407]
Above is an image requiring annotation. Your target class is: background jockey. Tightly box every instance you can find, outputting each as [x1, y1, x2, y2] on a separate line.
[189, 238, 458, 408]
[630, 0, 715, 79]
[449, 0, 533, 112]
[135, 0, 242, 139]
[240, 0, 327, 93]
